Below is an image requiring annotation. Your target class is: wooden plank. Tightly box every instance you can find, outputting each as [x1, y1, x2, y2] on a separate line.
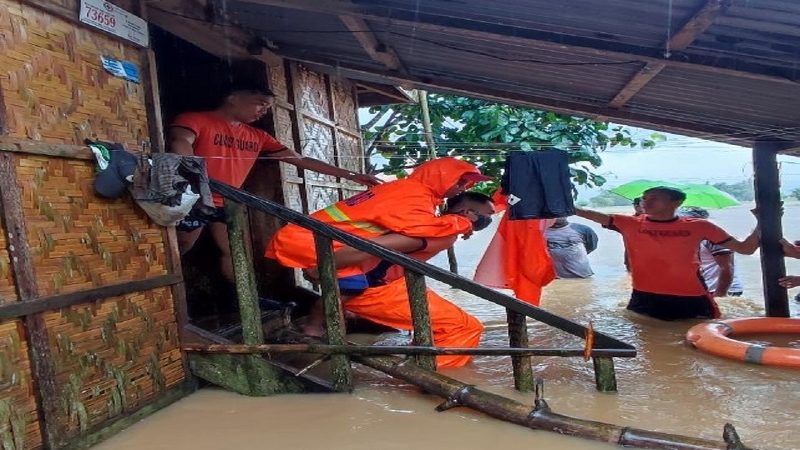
[0, 138, 93, 160]
[183, 324, 335, 390]
[339, 15, 405, 72]
[592, 357, 618, 392]
[0, 152, 62, 447]
[753, 140, 789, 317]
[404, 271, 436, 371]
[183, 343, 638, 358]
[147, 3, 251, 58]
[506, 310, 533, 391]
[0, 274, 182, 320]
[357, 82, 414, 104]
[225, 203, 265, 345]
[246, 0, 795, 86]
[135, 0, 166, 152]
[666, 0, 732, 51]
[608, 62, 666, 108]
[609, 0, 731, 108]
[313, 234, 352, 392]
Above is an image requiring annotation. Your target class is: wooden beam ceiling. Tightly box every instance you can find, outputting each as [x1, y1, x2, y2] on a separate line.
[608, 0, 732, 108]
[241, 0, 794, 86]
[275, 46, 788, 146]
[339, 15, 407, 73]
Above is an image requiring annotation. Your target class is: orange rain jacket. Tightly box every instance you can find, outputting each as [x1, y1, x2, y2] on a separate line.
[266, 158, 480, 272]
[474, 191, 556, 305]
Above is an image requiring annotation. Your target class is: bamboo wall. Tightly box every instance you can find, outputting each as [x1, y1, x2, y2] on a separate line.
[0, 1, 187, 448]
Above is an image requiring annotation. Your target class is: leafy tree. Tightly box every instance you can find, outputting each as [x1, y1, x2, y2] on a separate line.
[791, 187, 800, 201]
[712, 180, 754, 201]
[362, 93, 662, 191]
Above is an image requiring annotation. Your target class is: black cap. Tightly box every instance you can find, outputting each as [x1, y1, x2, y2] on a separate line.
[94, 149, 137, 199]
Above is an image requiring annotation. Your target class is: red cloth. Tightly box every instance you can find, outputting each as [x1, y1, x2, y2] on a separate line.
[474, 192, 555, 305]
[172, 112, 285, 206]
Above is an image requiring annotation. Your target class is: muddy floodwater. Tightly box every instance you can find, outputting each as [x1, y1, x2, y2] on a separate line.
[97, 204, 800, 450]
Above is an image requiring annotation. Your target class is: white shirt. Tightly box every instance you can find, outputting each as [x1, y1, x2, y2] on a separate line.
[698, 240, 743, 294]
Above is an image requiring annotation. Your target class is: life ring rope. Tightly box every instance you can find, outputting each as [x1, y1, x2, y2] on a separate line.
[686, 318, 800, 368]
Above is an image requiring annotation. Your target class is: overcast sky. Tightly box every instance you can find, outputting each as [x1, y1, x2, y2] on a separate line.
[576, 129, 800, 200]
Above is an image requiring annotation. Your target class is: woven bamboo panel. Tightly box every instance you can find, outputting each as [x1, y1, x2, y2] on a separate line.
[15, 154, 168, 296]
[0, 319, 43, 450]
[267, 60, 289, 103]
[43, 286, 184, 439]
[331, 79, 358, 132]
[295, 65, 330, 120]
[0, 220, 18, 306]
[0, 0, 148, 149]
[337, 133, 363, 176]
[301, 120, 336, 184]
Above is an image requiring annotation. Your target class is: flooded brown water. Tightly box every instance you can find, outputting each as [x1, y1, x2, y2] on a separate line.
[97, 204, 800, 450]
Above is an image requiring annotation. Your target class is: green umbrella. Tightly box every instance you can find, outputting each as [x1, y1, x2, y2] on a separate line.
[609, 180, 739, 209]
[679, 183, 740, 209]
[608, 179, 682, 200]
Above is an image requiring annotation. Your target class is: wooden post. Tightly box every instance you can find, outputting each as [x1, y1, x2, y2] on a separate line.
[225, 202, 264, 344]
[405, 270, 436, 370]
[592, 357, 617, 392]
[506, 310, 534, 391]
[753, 140, 789, 317]
[0, 153, 65, 447]
[313, 233, 353, 392]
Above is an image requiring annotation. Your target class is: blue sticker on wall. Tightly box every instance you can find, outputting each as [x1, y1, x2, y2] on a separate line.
[101, 56, 140, 83]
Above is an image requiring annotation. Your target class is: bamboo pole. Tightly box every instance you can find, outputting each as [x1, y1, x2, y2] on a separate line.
[225, 202, 264, 345]
[181, 343, 637, 358]
[313, 233, 353, 392]
[405, 270, 436, 370]
[419, 90, 459, 275]
[355, 355, 754, 450]
[506, 310, 534, 391]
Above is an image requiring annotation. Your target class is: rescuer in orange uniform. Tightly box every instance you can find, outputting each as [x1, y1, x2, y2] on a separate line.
[300, 192, 495, 368]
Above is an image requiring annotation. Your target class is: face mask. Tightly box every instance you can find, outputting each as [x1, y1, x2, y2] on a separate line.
[471, 214, 493, 231]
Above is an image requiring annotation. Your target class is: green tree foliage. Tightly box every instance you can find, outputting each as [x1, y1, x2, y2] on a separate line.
[362, 93, 662, 191]
[790, 187, 800, 201]
[712, 180, 755, 202]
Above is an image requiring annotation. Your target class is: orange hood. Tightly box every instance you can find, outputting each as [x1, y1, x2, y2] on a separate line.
[408, 158, 483, 198]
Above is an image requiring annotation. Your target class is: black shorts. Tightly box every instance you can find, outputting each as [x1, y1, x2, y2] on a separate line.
[627, 289, 719, 321]
[176, 207, 226, 232]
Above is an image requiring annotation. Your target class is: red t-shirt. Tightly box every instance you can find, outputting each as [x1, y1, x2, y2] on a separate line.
[172, 112, 286, 206]
[609, 215, 732, 296]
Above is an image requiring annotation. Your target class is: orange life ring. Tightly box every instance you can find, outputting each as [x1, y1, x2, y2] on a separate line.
[686, 318, 800, 368]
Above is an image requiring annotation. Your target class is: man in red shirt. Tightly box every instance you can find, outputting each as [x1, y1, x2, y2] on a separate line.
[576, 187, 759, 320]
[168, 83, 380, 282]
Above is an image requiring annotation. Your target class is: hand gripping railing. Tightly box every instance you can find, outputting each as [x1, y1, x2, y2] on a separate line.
[210, 180, 635, 392]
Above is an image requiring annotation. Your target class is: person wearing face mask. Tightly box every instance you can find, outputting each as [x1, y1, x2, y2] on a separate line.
[169, 81, 380, 287]
[298, 191, 495, 368]
[267, 158, 492, 336]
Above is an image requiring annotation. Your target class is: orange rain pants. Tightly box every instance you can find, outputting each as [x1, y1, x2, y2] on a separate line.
[344, 278, 484, 369]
